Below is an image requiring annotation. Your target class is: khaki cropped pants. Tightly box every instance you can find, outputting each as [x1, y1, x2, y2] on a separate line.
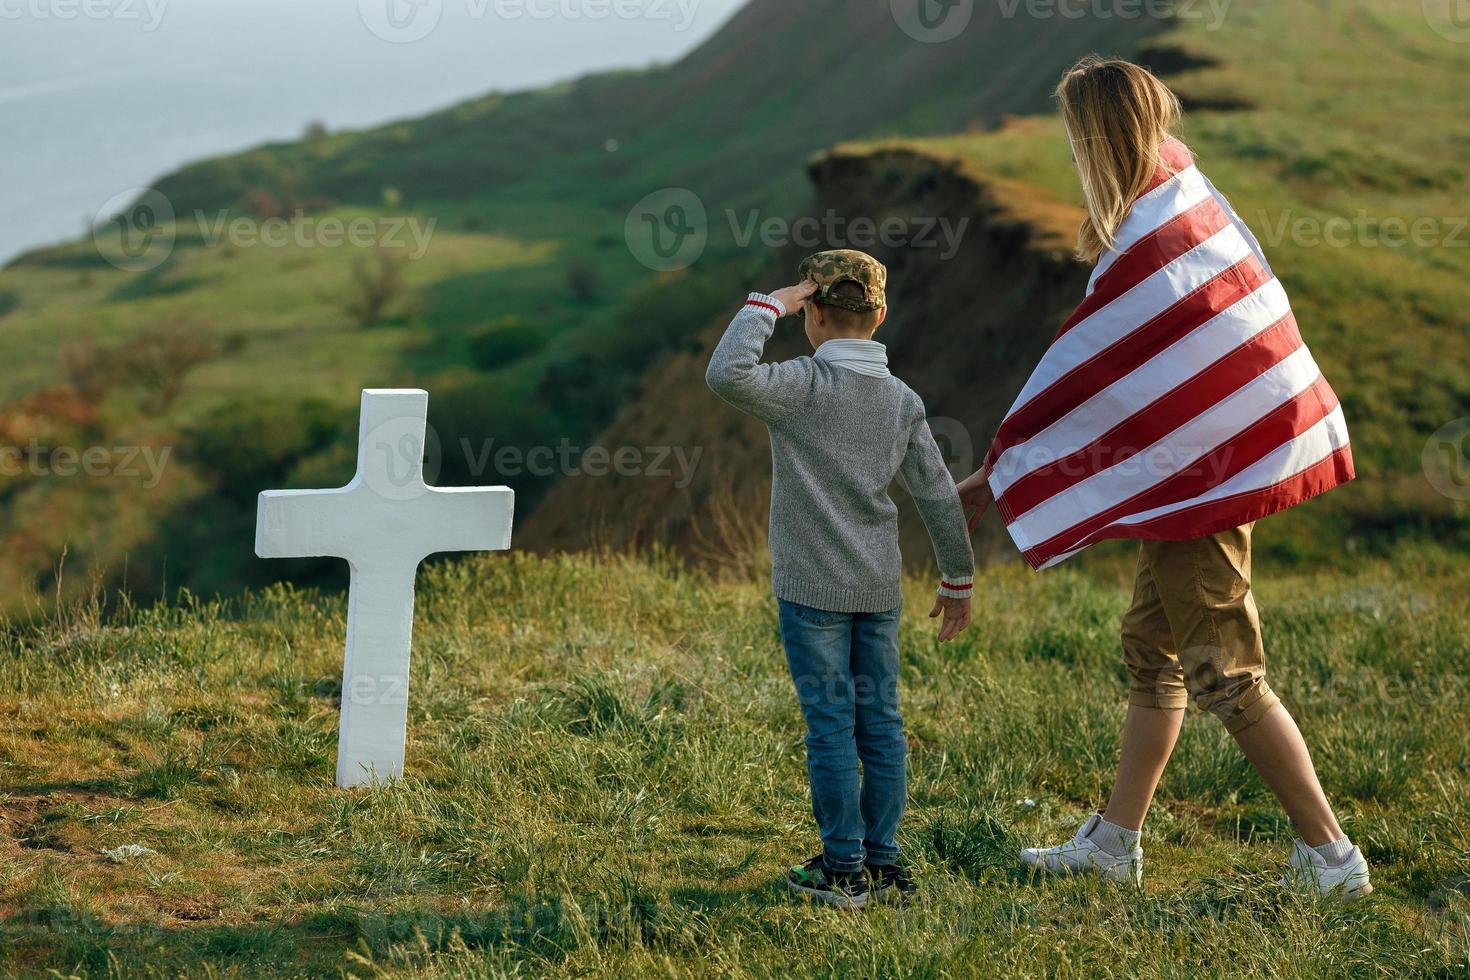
[1121, 524, 1281, 734]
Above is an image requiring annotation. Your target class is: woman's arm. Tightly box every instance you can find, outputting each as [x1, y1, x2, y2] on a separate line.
[956, 468, 995, 532]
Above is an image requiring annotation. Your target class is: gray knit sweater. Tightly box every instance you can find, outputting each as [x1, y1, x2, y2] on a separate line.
[706, 293, 975, 613]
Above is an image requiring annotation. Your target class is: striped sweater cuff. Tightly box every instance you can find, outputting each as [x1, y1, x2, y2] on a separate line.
[938, 576, 973, 600]
[745, 292, 785, 318]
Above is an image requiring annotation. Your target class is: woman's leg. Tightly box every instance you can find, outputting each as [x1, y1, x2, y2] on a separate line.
[1152, 526, 1347, 848]
[1102, 704, 1186, 832]
[1233, 704, 1342, 846]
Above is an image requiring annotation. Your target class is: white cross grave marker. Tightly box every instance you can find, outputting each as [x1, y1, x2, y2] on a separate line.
[255, 389, 514, 788]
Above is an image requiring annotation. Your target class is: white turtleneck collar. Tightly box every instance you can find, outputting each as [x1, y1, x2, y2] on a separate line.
[813, 338, 890, 379]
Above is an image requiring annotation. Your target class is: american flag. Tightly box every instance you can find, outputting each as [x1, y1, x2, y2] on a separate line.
[983, 139, 1354, 570]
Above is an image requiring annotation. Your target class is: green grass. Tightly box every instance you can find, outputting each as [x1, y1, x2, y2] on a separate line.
[3, 549, 1468, 976]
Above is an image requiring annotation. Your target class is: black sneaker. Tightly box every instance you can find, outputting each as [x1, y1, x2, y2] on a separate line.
[866, 862, 918, 901]
[786, 854, 870, 909]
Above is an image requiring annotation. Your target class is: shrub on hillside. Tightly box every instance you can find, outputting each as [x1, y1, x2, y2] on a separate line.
[613, 269, 731, 362]
[0, 386, 100, 451]
[0, 290, 18, 320]
[468, 317, 546, 371]
[61, 320, 233, 415]
[59, 342, 113, 405]
[345, 250, 409, 328]
[119, 324, 230, 414]
[534, 352, 627, 437]
[567, 262, 601, 303]
[187, 397, 345, 498]
[427, 375, 568, 498]
[242, 188, 284, 221]
[531, 268, 731, 434]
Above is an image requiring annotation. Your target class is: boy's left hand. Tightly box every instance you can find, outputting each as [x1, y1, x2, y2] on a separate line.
[929, 594, 972, 643]
[770, 280, 819, 317]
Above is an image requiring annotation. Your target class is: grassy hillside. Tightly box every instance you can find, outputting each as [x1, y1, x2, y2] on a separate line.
[0, 0, 1158, 615]
[2, 549, 1467, 976]
[526, 0, 1470, 571]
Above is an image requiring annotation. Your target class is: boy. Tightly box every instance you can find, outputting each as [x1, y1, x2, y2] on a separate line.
[705, 249, 974, 908]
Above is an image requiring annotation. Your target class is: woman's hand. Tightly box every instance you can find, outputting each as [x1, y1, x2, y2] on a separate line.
[957, 469, 994, 532]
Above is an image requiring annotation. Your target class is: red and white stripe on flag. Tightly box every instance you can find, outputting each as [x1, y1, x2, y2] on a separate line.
[984, 139, 1354, 570]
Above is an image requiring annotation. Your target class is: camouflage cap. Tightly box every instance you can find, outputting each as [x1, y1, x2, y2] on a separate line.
[798, 249, 887, 313]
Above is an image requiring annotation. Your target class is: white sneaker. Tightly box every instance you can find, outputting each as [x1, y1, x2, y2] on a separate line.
[1278, 839, 1373, 901]
[1019, 814, 1143, 886]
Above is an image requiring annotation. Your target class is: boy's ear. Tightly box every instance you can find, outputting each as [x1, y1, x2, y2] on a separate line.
[874, 307, 889, 331]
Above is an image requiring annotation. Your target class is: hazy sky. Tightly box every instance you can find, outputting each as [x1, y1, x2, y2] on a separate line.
[0, 0, 749, 262]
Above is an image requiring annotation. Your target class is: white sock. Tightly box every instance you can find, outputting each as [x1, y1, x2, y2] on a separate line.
[1088, 816, 1141, 857]
[1312, 836, 1355, 867]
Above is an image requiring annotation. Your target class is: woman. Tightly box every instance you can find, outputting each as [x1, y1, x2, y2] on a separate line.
[958, 57, 1369, 899]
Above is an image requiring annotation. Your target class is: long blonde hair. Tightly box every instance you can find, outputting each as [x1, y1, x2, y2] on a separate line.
[1056, 56, 1184, 263]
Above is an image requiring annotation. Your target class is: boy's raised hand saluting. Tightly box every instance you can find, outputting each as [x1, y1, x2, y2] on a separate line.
[770, 280, 819, 316]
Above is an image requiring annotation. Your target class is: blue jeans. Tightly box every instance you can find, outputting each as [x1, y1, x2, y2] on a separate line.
[777, 599, 906, 873]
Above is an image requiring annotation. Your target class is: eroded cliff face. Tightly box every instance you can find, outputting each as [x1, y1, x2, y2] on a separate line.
[523, 147, 1091, 569]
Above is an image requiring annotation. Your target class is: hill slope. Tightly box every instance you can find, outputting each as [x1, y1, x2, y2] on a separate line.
[525, 0, 1470, 570]
[0, 0, 1159, 614]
